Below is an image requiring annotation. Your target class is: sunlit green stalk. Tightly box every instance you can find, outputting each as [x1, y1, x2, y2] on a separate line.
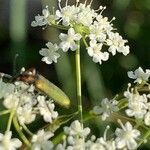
[82, 37, 88, 48]
[112, 112, 135, 122]
[6, 109, 15, 131]
[75, 41, 83, 126]
[50, 22, 69, 30]
[138, 129, 150, 147]
[117, 98, 127, 106]
[22, 124, 34, 136]
[13, 116, 31, 148]
[83, 111, 149, 132]
[0, 110, 11, 116]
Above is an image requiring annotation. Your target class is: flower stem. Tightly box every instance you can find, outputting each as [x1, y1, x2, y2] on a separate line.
[6, 109, 15, 131]
[82, 37, 88, 48]
[138, 129, 150, 147]
[50, 22, 69, 31]
[0, 110, 11, 116]
[22, 124, 34, 136]
[13, 116, 31, 148]
[75, 41, 83, 126]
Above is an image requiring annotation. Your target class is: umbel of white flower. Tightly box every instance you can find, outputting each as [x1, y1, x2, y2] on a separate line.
[124, 85, 148, 120]
[1, 76, 58, 126]
[31, 0, 130, 65]
[0, 131, 22, 150]
[93, 98, 119, 120]
[124, 81, 150, 126]
[55, 120, 141, 150]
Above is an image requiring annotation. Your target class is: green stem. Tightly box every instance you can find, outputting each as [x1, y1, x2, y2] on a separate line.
[0, 110, 11, 116]
[50, 22, 69, 31]
[6, 109, 15, 131]
[13, 116, 31, 148]
[112, 112, 135, 122]
[22, 124, 34, 136]
[118, 103, 128, 111]
[138, 129, 150, 147]
[75, 41, 83, 126]
[82, 37, 88, 48]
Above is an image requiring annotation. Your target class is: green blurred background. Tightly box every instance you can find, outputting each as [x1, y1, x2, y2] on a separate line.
[0, 0, 150, 148]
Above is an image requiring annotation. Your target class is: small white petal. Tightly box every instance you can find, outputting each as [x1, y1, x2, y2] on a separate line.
[39, 42, 60, 65]
[59, 28, 81, 52]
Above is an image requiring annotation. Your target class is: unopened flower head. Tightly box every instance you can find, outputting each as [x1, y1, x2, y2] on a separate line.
[32, 0, 130, 65]
[17, 104, 36, 125]
[3, 93, 20, 109]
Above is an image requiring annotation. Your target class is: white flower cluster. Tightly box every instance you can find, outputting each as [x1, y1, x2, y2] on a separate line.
[31, 0, 130, 65]
[93, 67, 150, 127]
[31, 129, 54, 150]
[0, 119, 140, 150]
[0, 76, 58, 149]
[124, 67, 150, 126]
[128, 67, 150, 84]
[55, 120, 140, 150]
[31, 6, 49, 27]
[93, 98, 119, 120]
[0, 131, 22, 150]
[0, 79, 58, 125]
[124, 84, 150, 126]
